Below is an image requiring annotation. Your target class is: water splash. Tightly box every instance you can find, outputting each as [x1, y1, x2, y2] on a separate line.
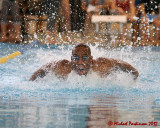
[0, 43, 160, 97]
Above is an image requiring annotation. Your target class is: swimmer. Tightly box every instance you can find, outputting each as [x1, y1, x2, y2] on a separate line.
[29, 43, 139, 81]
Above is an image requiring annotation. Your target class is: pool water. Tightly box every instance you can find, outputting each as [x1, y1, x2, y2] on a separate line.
[0, 42, 160, 128]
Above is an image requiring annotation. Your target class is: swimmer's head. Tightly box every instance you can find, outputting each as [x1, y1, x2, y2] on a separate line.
[71, 43, 93, 76]
[72, 43, 91, 56]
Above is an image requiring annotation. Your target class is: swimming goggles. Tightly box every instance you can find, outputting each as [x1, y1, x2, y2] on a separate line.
[72, 55, 90, 61]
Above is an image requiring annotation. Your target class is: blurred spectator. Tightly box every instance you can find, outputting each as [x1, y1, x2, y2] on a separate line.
[43, 0, 71, 44]
[132, 0, 141, 43]
[153, 17, 160, 46]
[81, 0, 107, 36]
[22, 0, 46, 37]
[139, 0, 160, 45]
[93, 0, 136, 44]
[0, 0, 21, 43]
[0, 0, 3, 11]
[70, 0, 85, 32]
[61, 0, 71, 32]
[114, 0, 135, 21]
[88, 0, 136, 43]
[111, 0, 136, 44]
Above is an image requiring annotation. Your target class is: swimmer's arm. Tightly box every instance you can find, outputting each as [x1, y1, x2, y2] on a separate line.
[29, 68, 46, 81]
[114, 60, 139, 79]
[29, 62, 54, 81]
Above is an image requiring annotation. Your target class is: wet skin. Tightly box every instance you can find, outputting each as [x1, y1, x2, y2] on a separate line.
[29, 44, 139, 81]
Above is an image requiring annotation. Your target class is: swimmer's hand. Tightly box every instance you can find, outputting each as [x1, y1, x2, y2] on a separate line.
[29, 69, 46, 81]
[130, 69, 139, 80]
[29, 62, 54, 81]
[114, 59, 139, 80]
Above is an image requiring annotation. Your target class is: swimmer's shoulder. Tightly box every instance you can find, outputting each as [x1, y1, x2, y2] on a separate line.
[41, 61, 56, 70]
[56, 59, 71, 67]
[92, 57, 115, 74]
[44, 60, 71, 69]
[93, 57, 115, 66]
[53, 59, 72, 76]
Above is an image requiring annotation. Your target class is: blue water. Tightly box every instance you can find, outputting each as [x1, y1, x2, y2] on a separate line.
[0, 42, 160, 128]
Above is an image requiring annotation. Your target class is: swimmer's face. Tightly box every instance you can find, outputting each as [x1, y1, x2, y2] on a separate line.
[71, 47, 93, 76]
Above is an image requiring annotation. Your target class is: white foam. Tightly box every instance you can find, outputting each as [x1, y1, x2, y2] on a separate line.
[0, 45, 159, 94]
